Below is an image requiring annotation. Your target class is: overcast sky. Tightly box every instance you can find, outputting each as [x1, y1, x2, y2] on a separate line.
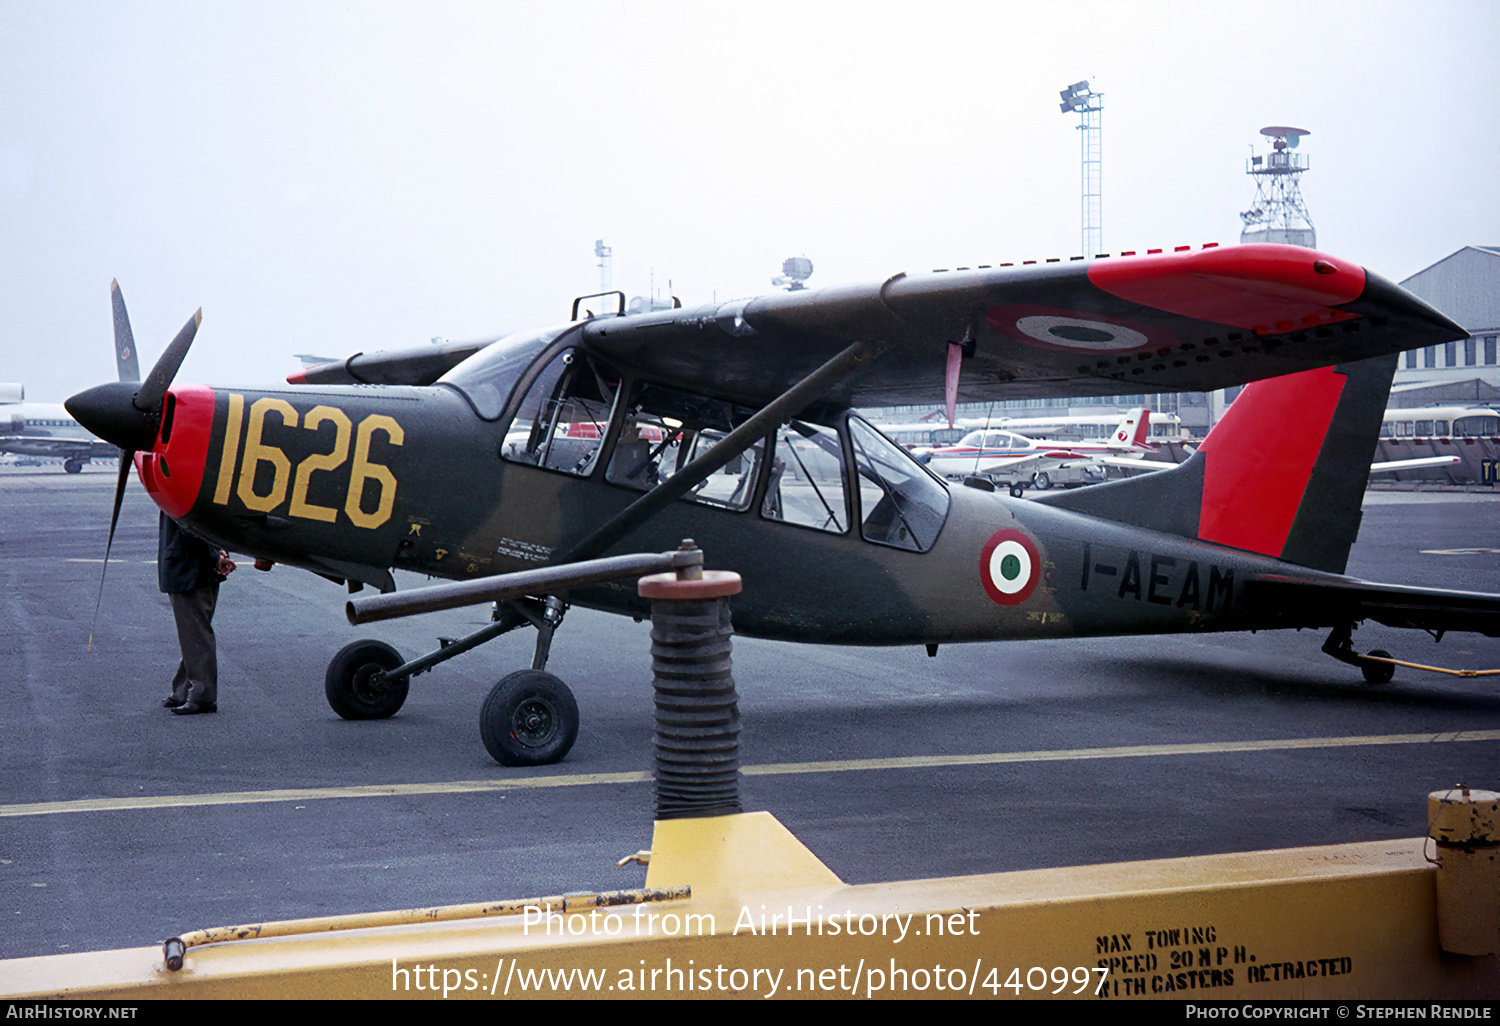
[2, 1, 1496, 401]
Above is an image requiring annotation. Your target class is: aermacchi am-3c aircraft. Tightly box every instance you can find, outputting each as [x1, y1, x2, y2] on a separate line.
[66, 244, 1500, 766]
[915, 406, 1153, 495]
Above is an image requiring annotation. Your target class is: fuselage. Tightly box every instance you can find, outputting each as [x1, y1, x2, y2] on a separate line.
[132, 343, 1331, 648]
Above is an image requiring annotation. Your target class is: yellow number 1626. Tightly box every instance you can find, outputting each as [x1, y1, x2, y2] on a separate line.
[211, 394, 402, 530]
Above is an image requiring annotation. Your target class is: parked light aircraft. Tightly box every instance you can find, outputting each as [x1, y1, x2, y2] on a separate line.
[913, 407, 1152, 495]
[65, 244, 1500, 766]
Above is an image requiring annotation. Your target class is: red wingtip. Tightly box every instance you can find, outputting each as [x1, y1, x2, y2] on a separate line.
[1088, 243, 1365, 331]
[286, 371, 307, 384]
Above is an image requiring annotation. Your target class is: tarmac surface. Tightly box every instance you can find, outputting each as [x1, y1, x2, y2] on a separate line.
[2, 462, 1498, 959]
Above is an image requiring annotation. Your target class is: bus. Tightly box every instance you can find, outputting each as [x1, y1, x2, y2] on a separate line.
[1380, 405, 1500, 439]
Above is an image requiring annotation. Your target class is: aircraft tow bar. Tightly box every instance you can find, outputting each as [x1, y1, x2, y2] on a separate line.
[346, 547, 701, 624]
[342, 545, 706, 694]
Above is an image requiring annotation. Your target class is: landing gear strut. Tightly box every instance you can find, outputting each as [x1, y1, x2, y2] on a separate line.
[332, 544, 710, 767]
[1322, 625, 1396, 685]
[323, 594, 580, 765]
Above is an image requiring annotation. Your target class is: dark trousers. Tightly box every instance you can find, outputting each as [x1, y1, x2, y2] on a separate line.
[168, 584, 219, 704]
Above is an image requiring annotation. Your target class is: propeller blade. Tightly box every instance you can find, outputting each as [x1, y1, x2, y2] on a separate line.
[87, 452, 135, 651]
[133, 308, 201, 414]
[110, 280, 141, 383]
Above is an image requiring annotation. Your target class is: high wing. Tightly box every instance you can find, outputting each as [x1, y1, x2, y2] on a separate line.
[285, 244, 1464, 403]
[577, 245, 1464, 408]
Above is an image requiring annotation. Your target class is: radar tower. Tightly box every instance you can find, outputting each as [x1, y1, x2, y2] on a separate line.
[1239, 127, 1315, 247]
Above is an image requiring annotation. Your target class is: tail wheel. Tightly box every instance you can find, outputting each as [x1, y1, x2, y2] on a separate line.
[1361, 650, 1396, 685]
[481, 669, 579, 766]
[325, 640, 408, 719]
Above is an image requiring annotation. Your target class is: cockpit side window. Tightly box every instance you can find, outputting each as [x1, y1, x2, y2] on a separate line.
[847, 416, 950, 552]
[604, 381, 763, 511]
[501, 349, 620, 477]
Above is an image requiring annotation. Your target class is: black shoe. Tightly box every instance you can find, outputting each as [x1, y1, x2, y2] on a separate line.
[162, 696, 186, 709]
[171, 700, 217, 715]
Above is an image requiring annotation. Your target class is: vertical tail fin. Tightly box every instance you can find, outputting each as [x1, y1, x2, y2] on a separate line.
[1110, 407, 1151, 450]
[1037, 354, 1398, 574]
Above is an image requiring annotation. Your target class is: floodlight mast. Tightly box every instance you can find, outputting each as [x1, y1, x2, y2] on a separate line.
[1058, 80, 1103, 258]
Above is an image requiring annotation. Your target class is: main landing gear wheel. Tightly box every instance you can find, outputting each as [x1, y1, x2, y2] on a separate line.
[1009, 482, 1026, 498]
[480, 669, 579, 767]
[325, 640, 408, 719]
[63, 458, 83, 474]
[1033, 471, 1053, 490]
[1362, 650, 1396, 685]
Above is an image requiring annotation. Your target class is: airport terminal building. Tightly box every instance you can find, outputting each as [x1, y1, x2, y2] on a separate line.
[1389, 244, 1500, 406]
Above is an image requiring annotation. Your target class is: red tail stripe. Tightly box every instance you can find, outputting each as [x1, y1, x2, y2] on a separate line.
[1196, 366, 1346, 557]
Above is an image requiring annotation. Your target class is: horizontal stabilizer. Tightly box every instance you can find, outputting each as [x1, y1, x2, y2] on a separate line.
[289, 338, 495, 386]
[1244, 575, 1500, 637]
[1369, 455, 1460, 473]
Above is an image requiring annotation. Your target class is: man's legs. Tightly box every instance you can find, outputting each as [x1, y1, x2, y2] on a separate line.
[169, 584, 219, 710]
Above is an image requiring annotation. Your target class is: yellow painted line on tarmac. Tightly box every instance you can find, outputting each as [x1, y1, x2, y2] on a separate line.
[743, 729, 1500, 776]
[3, 729, 1496, 818]
[1, 771, 653, 818]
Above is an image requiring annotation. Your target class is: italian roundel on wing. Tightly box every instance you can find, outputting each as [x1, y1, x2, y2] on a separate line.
[980, 529, 1041, 606]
